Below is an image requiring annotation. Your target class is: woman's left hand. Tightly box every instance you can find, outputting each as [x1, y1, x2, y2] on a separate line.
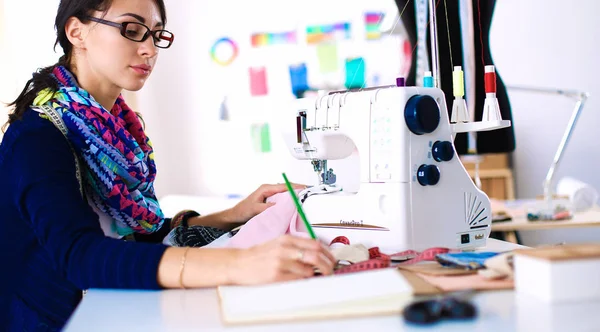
[226, 183, 307, 225]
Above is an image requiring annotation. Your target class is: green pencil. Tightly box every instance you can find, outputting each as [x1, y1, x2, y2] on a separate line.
[282, 173, 317, 240]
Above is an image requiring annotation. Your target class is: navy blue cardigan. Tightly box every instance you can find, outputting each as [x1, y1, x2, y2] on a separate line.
[0, 109, 169, 331]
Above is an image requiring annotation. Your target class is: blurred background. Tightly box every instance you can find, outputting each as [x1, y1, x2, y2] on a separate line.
[1, 0, 599, 246]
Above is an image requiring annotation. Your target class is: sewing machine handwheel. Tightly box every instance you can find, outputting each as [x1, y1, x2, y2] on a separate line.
[404, 95, 440, 135]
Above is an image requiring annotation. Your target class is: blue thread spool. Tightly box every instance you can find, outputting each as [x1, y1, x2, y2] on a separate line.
[423, 71, 433, 87]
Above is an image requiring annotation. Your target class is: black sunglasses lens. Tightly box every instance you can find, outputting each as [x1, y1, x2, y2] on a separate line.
[403, 298, 477, 325]
[441, 298, 477, 320]
[403, 300, 442, 324]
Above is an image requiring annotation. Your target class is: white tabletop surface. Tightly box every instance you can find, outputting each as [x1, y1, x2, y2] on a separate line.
[63, 238, 600, 332]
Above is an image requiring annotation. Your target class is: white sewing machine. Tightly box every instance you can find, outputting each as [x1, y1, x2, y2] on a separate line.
[281, 85, 511, 253]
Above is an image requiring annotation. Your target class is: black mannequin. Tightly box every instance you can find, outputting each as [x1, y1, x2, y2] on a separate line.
[394, 0, 515, 154]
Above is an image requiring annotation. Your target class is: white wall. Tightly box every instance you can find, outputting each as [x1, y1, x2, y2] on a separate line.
[491, 0, 600, 200]
[138, 0, 403, 198]
[490, 0, 600, 245]
[0, 0, 61, 138]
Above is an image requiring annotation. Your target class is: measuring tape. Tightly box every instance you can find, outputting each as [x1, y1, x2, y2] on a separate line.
[330, 236, 455, 274]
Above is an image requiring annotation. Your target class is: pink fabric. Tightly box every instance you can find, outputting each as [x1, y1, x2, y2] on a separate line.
[225, 191, 310, 248]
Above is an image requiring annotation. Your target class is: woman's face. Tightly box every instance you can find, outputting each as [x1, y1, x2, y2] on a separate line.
[82, 0, 164, 92]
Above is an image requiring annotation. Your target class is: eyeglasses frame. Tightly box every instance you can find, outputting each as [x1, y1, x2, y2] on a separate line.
[85, 16, 174, 49]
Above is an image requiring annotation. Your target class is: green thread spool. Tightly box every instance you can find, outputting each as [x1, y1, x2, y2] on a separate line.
[453, 66, 465, 97]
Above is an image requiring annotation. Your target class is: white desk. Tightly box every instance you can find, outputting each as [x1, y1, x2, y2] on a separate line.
[63, 239, 600, 332]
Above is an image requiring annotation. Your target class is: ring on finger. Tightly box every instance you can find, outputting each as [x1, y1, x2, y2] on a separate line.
[294, 250, 305, 262]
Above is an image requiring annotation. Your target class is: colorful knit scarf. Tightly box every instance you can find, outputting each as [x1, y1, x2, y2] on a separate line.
[33, 66, 164, 236]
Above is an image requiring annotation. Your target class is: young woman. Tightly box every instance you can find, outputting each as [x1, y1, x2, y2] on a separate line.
[0, 0, 335, 330]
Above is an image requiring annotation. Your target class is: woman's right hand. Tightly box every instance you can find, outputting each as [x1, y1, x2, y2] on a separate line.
[227, 235, 336, 285]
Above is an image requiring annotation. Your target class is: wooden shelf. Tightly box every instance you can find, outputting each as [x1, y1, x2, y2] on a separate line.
[460, 153, 515, 201]
[467, 168, 515, 200]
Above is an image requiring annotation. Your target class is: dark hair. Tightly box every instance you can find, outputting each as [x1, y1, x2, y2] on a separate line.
[2, 0, 167, 132]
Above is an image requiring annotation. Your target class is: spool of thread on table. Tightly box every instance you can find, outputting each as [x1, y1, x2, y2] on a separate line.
[423, 71, 434, 87]
[484, 65, 497, 94]
[482, 65, 502, 122]
[396, 77, 406, 87]
[453, 66, 465, 97]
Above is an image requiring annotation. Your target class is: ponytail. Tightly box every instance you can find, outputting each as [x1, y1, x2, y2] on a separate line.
[2, 56, 70, 132]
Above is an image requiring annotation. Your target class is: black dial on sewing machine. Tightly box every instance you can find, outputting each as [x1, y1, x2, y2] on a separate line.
[404, 95, 440, 135]
[432, 141, 455, 162]
[417, 164, 441, 186]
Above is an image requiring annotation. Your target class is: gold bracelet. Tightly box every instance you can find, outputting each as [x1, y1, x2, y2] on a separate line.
[179, 247, 191, 289]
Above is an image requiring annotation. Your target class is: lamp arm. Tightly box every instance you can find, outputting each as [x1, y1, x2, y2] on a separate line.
[507, 85, 589, 201]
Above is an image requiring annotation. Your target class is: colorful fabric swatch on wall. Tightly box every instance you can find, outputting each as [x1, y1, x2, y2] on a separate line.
[345, 57, 366, 89]
[249, 66, 268, 96]
[401, 39, 413, 76]
[289, 63, 309, 97]
[251, 31, 297, 47]
[316, 43, 339, 74]
[251, 123, 272, 153]
[365, 12, 384, 40]
[210, 37, 239, 66]
[306, 22, 351, 44]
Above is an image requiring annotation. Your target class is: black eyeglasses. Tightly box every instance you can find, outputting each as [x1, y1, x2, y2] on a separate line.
[86, 16, 174, 49]
[403, 297, 477, 325]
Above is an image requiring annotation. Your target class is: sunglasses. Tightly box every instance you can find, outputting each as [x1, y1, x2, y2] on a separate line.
[403, 296, 477, 325]
[86, 16, 174, 49]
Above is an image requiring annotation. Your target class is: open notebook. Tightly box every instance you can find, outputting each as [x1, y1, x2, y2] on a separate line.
[217, 268, 414, 325]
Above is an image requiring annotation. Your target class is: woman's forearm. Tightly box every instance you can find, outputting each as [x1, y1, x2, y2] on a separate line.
[187, 210, 239, 230]
[157, 247, 240, 288]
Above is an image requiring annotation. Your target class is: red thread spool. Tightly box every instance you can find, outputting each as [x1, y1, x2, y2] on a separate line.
[484, 65, 496, 94]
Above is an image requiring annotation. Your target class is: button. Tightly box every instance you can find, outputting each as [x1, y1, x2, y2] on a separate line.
[432, 140, 455, 162]
[461, 234, 470, 244]
[417, 164, 441, 186]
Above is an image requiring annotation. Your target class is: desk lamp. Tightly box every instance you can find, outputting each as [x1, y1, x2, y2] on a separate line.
[508, 85, 589, 220]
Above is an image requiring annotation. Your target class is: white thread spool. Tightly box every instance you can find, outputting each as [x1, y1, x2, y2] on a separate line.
[556, 177, 599, 212]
